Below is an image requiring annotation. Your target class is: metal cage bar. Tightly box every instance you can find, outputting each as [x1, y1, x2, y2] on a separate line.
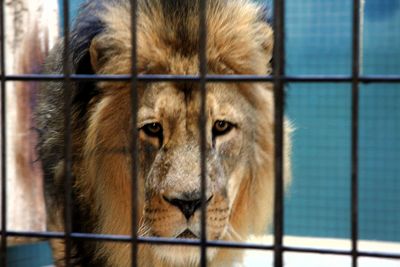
[62, 0, 73, 266]
[273, 0, 286, 266]
[129, 1, 139, 267]
[4, 74, 400, 83]
[351, 0, 361, 266]
[4, 229, 400, 259]
[0, 0, 7, 266]
[199, 0, 208, 266]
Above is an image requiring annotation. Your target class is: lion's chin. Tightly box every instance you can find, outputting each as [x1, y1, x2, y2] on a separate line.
[152, 245, 217, 266]
[149, 226, 227, 265]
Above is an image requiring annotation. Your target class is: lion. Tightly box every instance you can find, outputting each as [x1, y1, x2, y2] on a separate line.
[35, 0, 291, 266]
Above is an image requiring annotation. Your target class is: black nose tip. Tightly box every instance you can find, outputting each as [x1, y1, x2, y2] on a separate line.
[163, 195, 212, 220]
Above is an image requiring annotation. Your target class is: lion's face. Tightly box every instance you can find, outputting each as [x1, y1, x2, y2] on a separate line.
[139, 82, 250, 242]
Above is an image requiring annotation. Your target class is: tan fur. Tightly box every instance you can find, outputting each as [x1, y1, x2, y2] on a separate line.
[47, 1, 291, 266]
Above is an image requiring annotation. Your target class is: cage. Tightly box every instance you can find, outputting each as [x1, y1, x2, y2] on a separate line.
[0, 0, 400, 266]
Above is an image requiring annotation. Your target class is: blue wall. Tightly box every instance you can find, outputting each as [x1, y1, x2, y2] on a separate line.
[284, 0, 400, 242]
[61, 0, 400, 242]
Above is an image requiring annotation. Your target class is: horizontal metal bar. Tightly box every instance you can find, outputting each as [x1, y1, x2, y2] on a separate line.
[5, 230, 274, 249]
[3, 74, 400, 83]
[6, 231, 128, 241]
[4, 231, 400, 260]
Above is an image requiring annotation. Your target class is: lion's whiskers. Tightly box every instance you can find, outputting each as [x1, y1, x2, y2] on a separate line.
[138, 225, 151, 236]
[137, 219, 151, 237]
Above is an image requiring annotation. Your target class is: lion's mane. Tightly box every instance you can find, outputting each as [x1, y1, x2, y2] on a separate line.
[35, 0, 291, 266]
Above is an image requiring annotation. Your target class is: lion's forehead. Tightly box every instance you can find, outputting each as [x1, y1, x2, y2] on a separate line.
[138, 83, 247, 126]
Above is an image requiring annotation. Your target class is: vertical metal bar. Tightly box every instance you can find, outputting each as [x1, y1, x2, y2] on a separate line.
[351, 0, 360, 267]
[199, 0, 207, 266]
[62, 0, 73, 266]
[273, 0, 285, 266]
[0, 0, 7, 265]
[129, 1, 139, 267]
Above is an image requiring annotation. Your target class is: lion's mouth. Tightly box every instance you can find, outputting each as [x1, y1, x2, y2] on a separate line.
[176, 229, 198, 239]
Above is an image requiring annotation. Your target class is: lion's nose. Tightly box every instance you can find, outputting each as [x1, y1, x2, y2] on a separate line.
[163, 195, 213, 220]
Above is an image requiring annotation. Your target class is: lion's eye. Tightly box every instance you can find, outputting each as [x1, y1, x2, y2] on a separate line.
[212, 120, 234, 137]
[141, 122, 163, 138]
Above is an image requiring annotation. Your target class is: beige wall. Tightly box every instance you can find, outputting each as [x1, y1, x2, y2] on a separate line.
[2, 0, 59, 238]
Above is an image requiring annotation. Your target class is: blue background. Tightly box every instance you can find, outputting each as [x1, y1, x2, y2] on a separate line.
[282, 0, 400, 242]
[61, 0, 400, 242]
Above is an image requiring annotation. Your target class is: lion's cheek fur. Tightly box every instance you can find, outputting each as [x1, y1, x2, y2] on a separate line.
[76, 94, 145, 265]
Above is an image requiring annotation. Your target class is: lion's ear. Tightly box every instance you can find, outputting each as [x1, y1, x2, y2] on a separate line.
[89, 36, 106, 73]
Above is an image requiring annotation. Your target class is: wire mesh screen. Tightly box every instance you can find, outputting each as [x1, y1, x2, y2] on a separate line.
[285, 83, 352, 239]
[363, 0, 400, 75]
[284, 0, 400, 246]
[359, 84, 400, 243]
[0, 0, 400, 266]
[286, 0, 353, 75]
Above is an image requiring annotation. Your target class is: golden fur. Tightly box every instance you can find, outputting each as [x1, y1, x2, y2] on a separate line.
[36, 0, 291, 266]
